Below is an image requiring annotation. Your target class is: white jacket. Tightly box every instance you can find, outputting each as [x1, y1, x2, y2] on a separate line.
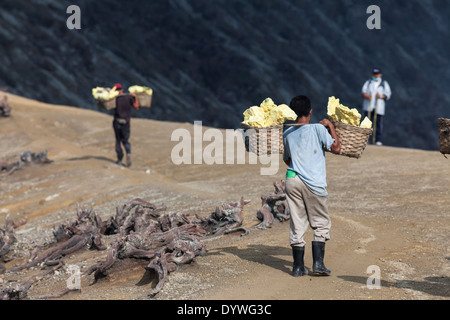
[361, 79, 392, 115]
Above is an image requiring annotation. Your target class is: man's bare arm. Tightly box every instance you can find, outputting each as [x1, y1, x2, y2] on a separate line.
[320, 119, 341, 155]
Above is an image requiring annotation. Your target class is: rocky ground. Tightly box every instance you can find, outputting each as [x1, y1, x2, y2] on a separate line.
[0, 93, 449, 302]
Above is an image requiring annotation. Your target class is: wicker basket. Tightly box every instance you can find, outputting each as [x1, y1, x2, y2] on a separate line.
[241, 123, 284, 156]
[136, 93, 152, 108]
[438, 118, 450, 155]
[331, 120, 373, 159]
[96, 98, 116, 110]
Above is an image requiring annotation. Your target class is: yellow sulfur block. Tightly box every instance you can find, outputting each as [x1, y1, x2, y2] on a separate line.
[245, 115, 266, 127]
[327, 96, 340, 122]
[277, 104, 298, 122]
[243, 106, 265, 120]
[243, 98, 297, 127]
[266, 104, 297, 126]
[263, 102, 297, 127]
[92, 87, 119, 100]
[260, 98, 276, 113]
[128, 85, 153, 95]
[264, 108, 279, 127]
[327, 96, 361, 126]
[360, 117, 372, 129]
[243, 106, 266, 127]
[335, 105, 361, 126]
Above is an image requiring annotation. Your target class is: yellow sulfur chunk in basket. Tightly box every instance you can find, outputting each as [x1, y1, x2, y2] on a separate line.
[128, 85, 153, 95]
[360, 117, 373, 129]
[245, 115, 266, 127]
[264, 104, 298, 127]
[243, 106, 266, 127]
[327, 96, 361, 126]
[276, 104, 298, 123]
[243, 98, 297, 127]
[327, 96, 340, 122]
[260, 98, 276, 113]
[92, 87, 119, 100]
[335, 105, 361, 126]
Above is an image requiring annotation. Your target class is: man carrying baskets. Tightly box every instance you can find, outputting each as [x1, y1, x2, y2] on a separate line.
[0, 95, 11, 117]
[283, 95, 341, 277]
[112, 83, 139, 167]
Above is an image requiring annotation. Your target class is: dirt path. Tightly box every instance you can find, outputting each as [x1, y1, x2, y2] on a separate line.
[0, 93, 449, 300]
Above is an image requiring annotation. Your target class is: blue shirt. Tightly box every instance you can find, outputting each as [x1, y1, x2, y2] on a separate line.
[283, 124, 335, 196]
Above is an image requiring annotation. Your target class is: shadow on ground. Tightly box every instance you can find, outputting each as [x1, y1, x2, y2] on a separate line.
[338, 275, 450, 298]
[67, 156, 116, 164]
[207, 245, 450, 298]
[208, 244, 292, 275]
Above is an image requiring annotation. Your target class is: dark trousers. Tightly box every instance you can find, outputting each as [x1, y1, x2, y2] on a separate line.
[113, 120, 131, 161]
[364, 111, 383, 143]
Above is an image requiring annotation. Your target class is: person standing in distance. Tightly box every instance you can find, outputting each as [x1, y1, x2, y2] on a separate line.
[283, 95, 341, 277]
[361, 68, 392, 145]
[112, 83, 139, 167]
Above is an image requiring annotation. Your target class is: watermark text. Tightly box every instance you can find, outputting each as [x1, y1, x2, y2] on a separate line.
[66, 5, 81, 30]
[367, 5, 381, 30]
[171, 121, 280, 176]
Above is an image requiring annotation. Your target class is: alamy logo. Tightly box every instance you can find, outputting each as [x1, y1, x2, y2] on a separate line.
[170, 121, 280, 176]
[66, 265, 81, 290]
[366, 265, 381, 289]
[66, 5, 81, 30]
[366, 5, 381, 30]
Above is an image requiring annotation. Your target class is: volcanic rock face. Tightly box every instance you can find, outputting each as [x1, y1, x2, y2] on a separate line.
[1, 0, 449, 150]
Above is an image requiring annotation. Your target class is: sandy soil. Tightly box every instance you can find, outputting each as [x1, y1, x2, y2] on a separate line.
[0, 93, 449, 301]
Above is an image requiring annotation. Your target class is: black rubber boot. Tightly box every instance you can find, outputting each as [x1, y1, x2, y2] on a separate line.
[292, 246, 309, 277]
[126, 154, 132, 167]
[312, 241, 331, 276]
